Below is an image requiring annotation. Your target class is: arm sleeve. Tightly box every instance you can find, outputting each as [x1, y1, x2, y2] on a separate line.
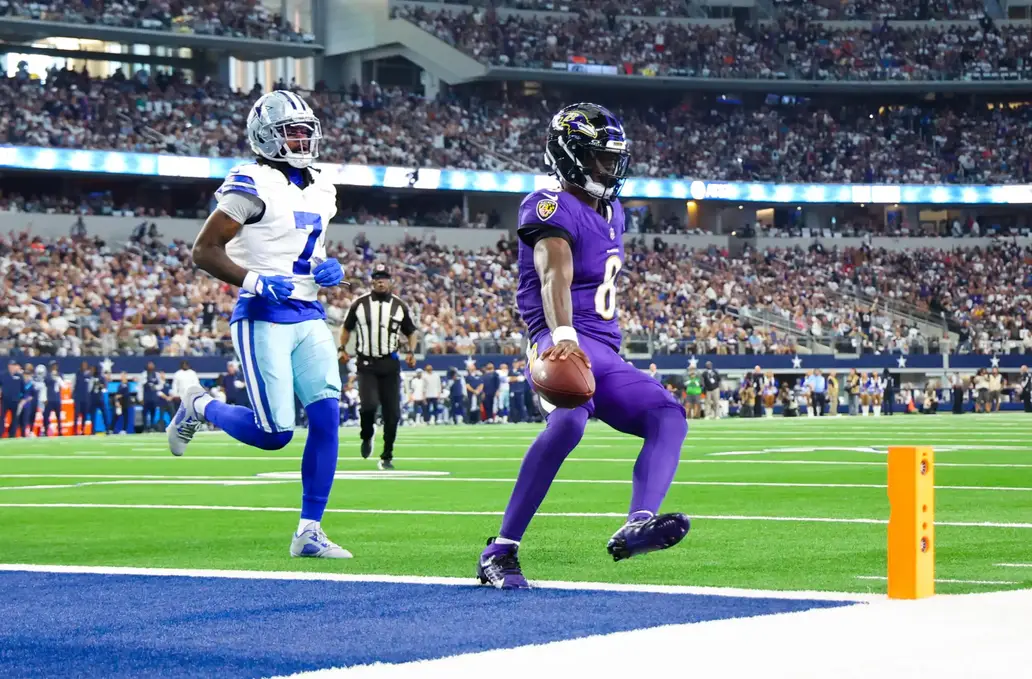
[216, 191, 265, 225]
[400, 302, 417, 336]
[343, 300, 360, 331]
[517, 224, 574, 249]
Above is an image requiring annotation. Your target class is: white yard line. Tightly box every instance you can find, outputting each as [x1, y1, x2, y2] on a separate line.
[1, 502, 1031, 529]
[994, 564, 1032, 568]
[2, 455, 1031, 470]
[2, 472, 1030, 493]
[0, 480, 294, 490]
[855, 576, 1021, 586]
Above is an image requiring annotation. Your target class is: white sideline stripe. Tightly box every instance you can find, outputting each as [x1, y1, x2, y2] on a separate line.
[0, 563, 879, 601]
[855, 576, 1021, 585]
[994, 564, 1032, 568]
[2, 471, 1029, 492]
[2, 502, 1032, 529]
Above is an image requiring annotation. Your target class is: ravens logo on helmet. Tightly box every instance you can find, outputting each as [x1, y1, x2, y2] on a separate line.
[544, 103, 631, 201]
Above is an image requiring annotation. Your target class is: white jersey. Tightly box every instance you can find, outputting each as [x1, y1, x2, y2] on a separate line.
[33, 378, 47, 407]
[424, 372, 442, 399]
[497, 368, 510, 396]
[215, 162, 338, 323]
[172, 369, 200, 398]
[410, 373, 426, 401]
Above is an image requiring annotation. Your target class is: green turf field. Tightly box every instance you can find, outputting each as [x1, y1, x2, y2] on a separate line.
[1, 414, 1031, 594]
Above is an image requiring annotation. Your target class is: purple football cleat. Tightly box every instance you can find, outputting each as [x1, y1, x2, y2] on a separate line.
[606, 513, 691, 562]
[477, 537, 530, 590]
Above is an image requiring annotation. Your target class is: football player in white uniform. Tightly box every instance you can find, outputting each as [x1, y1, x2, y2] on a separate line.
[169, 90, 350, 558]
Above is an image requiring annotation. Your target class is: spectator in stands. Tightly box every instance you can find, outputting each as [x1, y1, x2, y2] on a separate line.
[5, 67, 1032, 184]
[3, 0, 312, 43]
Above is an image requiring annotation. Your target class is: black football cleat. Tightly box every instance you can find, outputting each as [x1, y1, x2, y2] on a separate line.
[378, 458, 394, 471]
[360, 439, 372, 459]
[607, 513, 691, 562]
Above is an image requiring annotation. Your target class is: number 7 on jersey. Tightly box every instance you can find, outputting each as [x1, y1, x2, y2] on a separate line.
[293, 211, 323, 275]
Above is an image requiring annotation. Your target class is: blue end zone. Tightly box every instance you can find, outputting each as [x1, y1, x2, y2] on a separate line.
[0, 573, 857, 678]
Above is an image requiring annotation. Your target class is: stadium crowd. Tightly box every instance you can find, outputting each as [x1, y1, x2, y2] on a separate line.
[392, 5, 1028, 82]
[2, 229, 1029, 361]
[425, 0, 986, 20]
[392, 5, 780, 78]
[773, 0, 987, 21]
[4, 67, 1032, 184]
[777, 14, 1029, 82]
[0, 0, 314, 43]
[413, 0, 697, 18]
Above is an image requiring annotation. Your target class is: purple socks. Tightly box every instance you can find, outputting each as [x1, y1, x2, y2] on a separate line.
[628, 406, 687, 516]
[499, 407, 588, 541]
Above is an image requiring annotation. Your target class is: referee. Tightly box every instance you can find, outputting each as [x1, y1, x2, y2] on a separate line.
[340, 264, 418, 469]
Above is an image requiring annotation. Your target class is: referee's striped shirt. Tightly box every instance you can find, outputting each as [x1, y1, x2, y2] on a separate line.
[343, 293, 417, 358]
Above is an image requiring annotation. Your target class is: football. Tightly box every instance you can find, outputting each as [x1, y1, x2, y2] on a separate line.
[531, 353, 595, 409]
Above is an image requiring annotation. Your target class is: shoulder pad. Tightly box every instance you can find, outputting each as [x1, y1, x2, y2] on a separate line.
[216, 162, 263, 199]
[518, 189, 578, 229]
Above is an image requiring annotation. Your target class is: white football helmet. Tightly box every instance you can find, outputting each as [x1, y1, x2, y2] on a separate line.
[246, 90, 322, 169]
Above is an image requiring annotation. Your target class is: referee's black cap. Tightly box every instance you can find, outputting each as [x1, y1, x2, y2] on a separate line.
[371, 263, 391, 280]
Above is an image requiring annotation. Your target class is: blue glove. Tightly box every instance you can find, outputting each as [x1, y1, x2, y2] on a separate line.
[246, 274, 294, 303]
[312, 258, 345, 288]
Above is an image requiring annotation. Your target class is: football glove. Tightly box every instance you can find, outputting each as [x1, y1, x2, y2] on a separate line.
[243, 272, 294, 302]
[312, 258, 345, 288]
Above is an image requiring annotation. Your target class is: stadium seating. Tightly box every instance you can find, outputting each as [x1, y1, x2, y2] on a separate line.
[3, 69, 1032, 184]
[2, 230, 1027, 359]
[0, 0, 314, 42]
[774, 0, 987, 21]
[391, 5, 1028, 82]
[413, 0, 698, 18]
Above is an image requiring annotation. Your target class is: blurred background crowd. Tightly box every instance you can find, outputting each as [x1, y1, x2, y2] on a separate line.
[3, 228, 1029, 360]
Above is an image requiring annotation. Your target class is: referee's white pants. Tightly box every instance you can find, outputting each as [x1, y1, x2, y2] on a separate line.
[231, 319, 342, 433]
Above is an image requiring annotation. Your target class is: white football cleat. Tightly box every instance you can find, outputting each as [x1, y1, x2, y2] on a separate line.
[166, 385, 207, 457]
[290, 522, 353, 559]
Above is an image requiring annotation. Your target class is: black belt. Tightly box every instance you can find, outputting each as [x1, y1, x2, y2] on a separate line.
[357, 355, 400, 372]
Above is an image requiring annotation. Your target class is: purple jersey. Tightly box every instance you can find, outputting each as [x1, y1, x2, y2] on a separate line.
[515, 189, 625, 351]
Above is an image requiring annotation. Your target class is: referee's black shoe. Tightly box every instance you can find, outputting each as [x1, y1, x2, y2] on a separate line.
[378, 458, 394, 471]
[360, 439, 372, 459]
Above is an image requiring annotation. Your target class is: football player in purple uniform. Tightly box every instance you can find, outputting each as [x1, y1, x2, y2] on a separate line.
[477, 103, 690, 589]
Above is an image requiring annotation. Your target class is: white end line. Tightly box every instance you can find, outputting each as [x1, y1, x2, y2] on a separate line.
[0, 563, 879, 602]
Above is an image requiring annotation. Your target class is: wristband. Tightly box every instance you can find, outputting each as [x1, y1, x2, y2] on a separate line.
[242, 271, 259, 294]
[551, 325, 578, 345]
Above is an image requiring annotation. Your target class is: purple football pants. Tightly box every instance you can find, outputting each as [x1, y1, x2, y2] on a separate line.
[497, 333, 687, 542]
